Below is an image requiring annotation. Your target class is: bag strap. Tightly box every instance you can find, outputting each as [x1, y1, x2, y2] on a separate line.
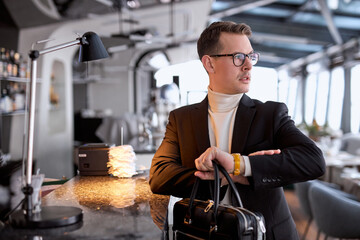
[212, 160, 220, 230]
[184, 175, 200, 224]
[213, 161, 243, 208]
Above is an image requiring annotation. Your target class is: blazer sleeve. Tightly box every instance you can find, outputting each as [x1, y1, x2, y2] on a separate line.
[149, 110, 211, 198]
[248, 102, 326, 189]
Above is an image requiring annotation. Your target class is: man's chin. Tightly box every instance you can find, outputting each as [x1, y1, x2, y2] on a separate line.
[236, 86, 249, 94]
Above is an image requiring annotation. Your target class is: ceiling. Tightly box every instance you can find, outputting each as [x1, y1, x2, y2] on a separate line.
[2, 0, 360, 69]
[211, 0, 360, 69]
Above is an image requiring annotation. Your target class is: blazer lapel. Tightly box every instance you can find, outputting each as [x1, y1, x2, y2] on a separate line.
[191, 96, 211, 155]
[231, 94, 256, 154]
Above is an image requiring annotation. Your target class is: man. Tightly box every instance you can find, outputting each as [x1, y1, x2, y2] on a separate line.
[149, 21, 325, 240]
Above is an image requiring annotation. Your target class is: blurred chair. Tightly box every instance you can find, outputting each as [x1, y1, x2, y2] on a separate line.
[294, 180, 343, 240]
[294, 181, 315, 240]
[340, 133, 360, 155]
[309, 182, 360, 239]
[294, 180, 357, 239]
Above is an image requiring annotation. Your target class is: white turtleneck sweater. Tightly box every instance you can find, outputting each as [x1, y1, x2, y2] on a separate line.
[208, 87, 241, 153]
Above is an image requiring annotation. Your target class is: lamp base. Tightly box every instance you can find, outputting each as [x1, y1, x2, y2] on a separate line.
[9, 206, 83, 228]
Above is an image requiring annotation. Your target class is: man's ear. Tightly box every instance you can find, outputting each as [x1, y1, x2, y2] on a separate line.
[201, 55, 215, 73]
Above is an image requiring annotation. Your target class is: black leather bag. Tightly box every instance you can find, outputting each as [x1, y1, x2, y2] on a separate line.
[173, 161, 266, 239]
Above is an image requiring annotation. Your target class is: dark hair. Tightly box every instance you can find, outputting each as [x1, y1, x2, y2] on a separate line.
[197, 21, 252, 59]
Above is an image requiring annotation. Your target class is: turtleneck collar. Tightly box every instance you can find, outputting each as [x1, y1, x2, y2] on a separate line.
[208, 86, 243, 113]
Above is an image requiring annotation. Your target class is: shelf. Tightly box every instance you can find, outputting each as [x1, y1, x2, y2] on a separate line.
[1, 76, 28, 83]
[1, 110, 26, 116]
[0, 76, 41, 83]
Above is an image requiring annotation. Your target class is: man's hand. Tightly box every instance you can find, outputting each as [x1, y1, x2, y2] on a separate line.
[194, 146, 233, 180]
[194, 147, 250, 185]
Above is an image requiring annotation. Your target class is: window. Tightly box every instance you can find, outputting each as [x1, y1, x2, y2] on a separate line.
[278, 70, 299, 122]
[314, 71, 330, 126]
[304, 73, 317, 124]
[247, 67, 278, 102]
[327, 67, 344, 130]
[277, 70, 289, 104]
[288, 78, 300, 123]
[351, 65, 360, 133]
[154, 60, 208, 105]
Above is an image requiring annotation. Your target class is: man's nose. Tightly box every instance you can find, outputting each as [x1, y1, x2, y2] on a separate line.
[241, 57, 252, 71]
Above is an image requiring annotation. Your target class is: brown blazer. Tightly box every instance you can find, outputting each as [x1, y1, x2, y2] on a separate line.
[149, 94, 325, 240]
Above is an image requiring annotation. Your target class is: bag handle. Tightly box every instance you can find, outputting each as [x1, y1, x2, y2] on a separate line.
[213, 161, 243, 208]
[185, 160, 244, 226]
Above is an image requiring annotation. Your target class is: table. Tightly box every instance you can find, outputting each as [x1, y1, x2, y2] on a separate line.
[323, 151, 360, 183]
[0, 172, 170, 240]
[342, 177, 360, 201]
[321, 151, 360, 201]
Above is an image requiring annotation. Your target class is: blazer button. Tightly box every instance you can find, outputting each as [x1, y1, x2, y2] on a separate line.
[262, 178, 268, 183]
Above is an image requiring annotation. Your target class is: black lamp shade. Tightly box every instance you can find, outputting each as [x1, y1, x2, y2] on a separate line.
[79, 32, 109, 62]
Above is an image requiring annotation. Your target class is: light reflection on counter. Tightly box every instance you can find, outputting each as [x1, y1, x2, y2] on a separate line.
[0, 173, 170, 239]
[42, 175, 157, 210]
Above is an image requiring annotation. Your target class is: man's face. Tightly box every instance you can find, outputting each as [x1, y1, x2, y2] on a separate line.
[208, 32, 254, 95]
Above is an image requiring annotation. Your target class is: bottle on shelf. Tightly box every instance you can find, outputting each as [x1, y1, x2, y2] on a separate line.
[0, 48, 27, 78]
[0, 48, 5, 77]
[12, 51, 20, 78]
[19, 57, 27, 78]
[12, 82, 25, 111]
[5, 49, 12, 78]
[0, 87, 13, 113]
[0, 48, 27, 114]
[1, 48, 8, 78]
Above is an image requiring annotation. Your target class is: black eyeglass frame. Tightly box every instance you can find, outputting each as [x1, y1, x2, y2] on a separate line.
[209, 52, 260, 67]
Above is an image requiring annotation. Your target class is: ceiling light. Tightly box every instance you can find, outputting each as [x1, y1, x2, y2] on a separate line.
[126, 0, 140, 8]
[327, 0, 339, 9]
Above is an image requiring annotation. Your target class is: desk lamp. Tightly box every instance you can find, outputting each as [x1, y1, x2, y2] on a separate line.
[9, 32, 109, 228]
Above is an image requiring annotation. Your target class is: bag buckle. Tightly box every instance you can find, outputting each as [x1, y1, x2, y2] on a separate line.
[204, 200, 214, 213]
[184, 217, 192, 224]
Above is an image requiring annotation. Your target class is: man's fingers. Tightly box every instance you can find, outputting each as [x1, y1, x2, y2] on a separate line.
[195, 158, 209, 171]
[194, 171, 214, 180]
[249, 150, 263, 156]
[249, 149, 281, 156]
[194, 149, 215, 171]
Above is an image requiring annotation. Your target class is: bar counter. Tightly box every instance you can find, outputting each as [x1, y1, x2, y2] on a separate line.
[0, 172, 170, 240]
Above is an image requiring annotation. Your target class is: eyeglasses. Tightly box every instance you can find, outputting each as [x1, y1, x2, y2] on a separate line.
[209, 52, 260, 67]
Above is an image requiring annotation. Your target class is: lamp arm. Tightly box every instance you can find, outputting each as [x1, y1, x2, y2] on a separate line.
[38, 39, 82, 56]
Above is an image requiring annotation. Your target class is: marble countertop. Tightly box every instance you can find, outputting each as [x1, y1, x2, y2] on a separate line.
[1, 172, 170, 240]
